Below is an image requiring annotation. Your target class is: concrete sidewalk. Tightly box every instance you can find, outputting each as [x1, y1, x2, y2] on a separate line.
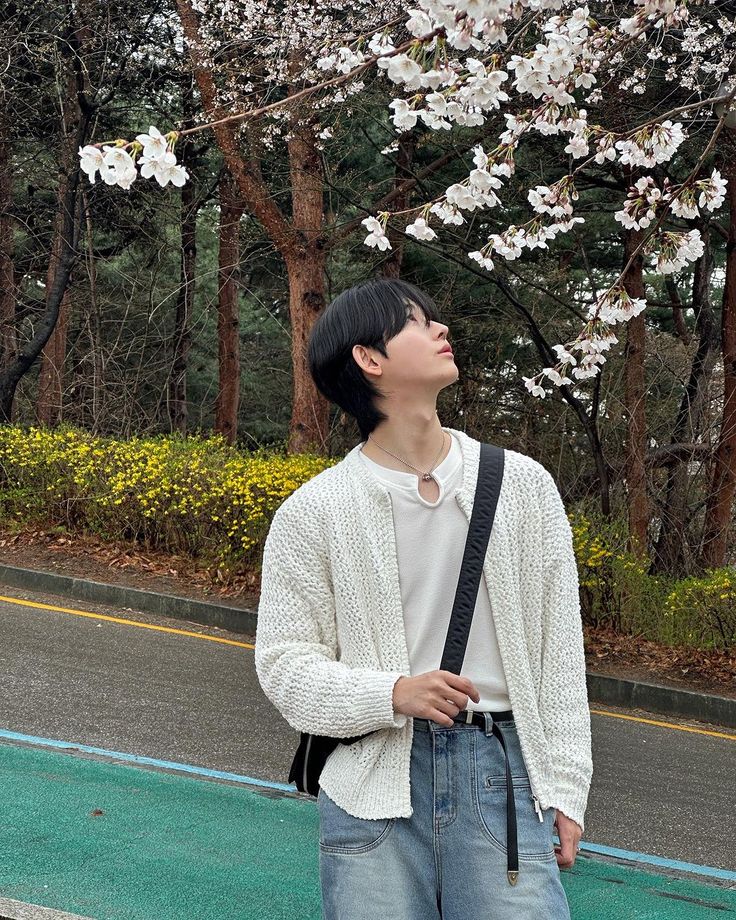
[1, 736, 735, 920]
[1, 561, 734, 729]
[0, 899, 92, 920]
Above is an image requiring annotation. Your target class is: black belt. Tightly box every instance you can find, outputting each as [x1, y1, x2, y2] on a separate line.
[450, 708, 519, 885]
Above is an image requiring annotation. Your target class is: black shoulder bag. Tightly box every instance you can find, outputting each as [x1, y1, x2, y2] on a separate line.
[288, 441, 505, 797]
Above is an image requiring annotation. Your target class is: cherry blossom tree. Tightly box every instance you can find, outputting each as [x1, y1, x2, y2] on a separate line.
[78, 0, 736, 564]
[81, 0, 734, 398]
[174, 0, 498, 451]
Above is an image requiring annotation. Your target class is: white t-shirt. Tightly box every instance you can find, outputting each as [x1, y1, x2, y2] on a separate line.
[359, 431, 511, 711]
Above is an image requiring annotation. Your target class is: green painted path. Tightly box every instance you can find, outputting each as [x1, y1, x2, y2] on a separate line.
[1, 740, 734, 920]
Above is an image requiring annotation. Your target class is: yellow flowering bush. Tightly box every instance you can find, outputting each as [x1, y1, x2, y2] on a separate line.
[0, 423, 731, 647]
[0, 423, 337, 574]
[663, 568, 735, 650]
[569, 505, 733, 650]
[570, 508, 628, 628]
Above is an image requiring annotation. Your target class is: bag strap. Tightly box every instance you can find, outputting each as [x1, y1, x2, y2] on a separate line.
[439, 441, 505, 674]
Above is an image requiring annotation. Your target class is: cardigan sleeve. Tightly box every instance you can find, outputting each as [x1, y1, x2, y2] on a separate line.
[254, 497, 408, 738]
[536, 466, 593, 832]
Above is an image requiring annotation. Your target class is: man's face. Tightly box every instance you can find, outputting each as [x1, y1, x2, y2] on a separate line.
[378, 299, 457, 391]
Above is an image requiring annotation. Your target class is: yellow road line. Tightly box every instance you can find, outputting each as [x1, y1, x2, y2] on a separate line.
[2, 593, 734, 741]
[0, 594, 255, 650]
[588, 708, 736, 740]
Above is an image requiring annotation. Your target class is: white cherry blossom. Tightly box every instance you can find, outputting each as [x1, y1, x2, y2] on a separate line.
[383, 54, 423, 87]
[102, 146, 137, 190]
[361, 216, 392, 250]
[78, 145, 109, 184]
[134, 126, 168, 159]
[140, 150, 189, 188]
[389, 99, 418, 130]
[697, 169, 727, 212]
[405, 217, 437, 240]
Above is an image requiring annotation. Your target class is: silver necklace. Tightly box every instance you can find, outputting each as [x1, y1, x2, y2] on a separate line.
[366, 431, 447, 482]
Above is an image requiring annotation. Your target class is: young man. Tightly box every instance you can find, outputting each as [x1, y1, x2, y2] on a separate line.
[255, 278, 593, 919]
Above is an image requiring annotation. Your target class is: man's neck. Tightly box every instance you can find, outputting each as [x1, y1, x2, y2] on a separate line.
[361, 425, 451, 473]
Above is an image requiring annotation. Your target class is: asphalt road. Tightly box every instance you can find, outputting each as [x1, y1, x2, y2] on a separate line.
[0, 587, 734, 875]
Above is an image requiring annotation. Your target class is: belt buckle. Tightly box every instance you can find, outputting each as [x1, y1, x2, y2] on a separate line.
[465, 709, 474, 724]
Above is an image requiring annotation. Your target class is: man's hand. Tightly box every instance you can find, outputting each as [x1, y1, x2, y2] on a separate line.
[392, 671, 480, 726]
[553, 810, 582, 869]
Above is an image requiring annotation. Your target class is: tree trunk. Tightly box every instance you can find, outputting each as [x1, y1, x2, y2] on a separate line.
[0, 135, 17, 406]
[178, 0, 330, 450]
[665, 275, 691, 346]
[176, 0, 294, 255]
[622, 226, 650, 558]
[168, 68, 199, 434]
[37, 194, 72, 426]
[653, 223, 718, 575]
[169, 161, 196, 434]
[701, 139, 736, 569]
[36, 46, 81, 427]
[215, 170, 243, 443]
[0, 135, 86, 422]
[82, 190, 104, 431]
[285, 115, 330, 453]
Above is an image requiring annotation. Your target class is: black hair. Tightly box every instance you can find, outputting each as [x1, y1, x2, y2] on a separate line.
[307, 278, 442, 440]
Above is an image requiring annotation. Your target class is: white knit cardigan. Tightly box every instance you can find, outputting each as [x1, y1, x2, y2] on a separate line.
[254, 427, 593, 832]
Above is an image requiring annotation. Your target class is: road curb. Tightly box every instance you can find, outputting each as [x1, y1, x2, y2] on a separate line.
[0, 562, 257, 634]
[586, 672, 735, 730]
[1, 561, 734, 729]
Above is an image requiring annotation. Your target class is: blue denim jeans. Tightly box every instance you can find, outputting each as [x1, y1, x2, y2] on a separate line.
[317, 712, 571, 920]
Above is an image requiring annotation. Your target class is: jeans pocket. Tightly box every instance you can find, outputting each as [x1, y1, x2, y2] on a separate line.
[472, 730, 556, 860]
[318, 787, 397, 854]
